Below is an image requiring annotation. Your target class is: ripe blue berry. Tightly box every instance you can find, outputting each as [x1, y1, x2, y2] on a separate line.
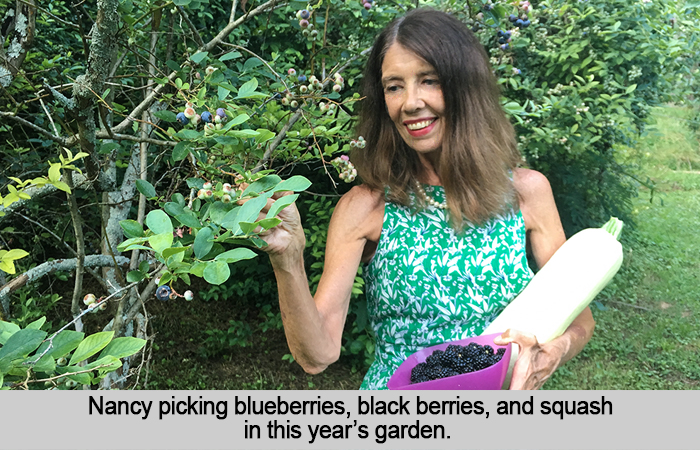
[515, 18, 525, 27]
[176, 112, 189, 125]
[522, 19, 531, 27]
[216, 108, 227, 119]
[155, 285, 171, 301]
[300, 9, 310, 19]
[298, 74, 307, 83]
[509, 14, 517, 22]
[201, 111, 212, 123]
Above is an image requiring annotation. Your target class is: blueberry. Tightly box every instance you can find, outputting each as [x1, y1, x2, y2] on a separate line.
[515, 18, 524, 27]
[509, 14, 517, 22]
[499, 37, 506, 44]
[522, 19, 531, 27]
[200, 111, 212, 123]
[300, 9, 310, 19]
[155, 285, 171, 301]
[298, 74, 307, 83]
[216, 107, 227, 118]
[176, 112, 189, 125]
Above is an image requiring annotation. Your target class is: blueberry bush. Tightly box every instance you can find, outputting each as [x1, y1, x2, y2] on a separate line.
[0, 0, 696, 387]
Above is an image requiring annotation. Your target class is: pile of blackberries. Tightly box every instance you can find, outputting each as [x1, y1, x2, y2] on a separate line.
[410, 342, 506, 384]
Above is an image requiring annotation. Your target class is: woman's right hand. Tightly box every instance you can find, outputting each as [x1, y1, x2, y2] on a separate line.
[247, 191, 306, 260]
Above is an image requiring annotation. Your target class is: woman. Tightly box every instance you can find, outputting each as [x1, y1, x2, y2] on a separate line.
[258, 8, 595, 390]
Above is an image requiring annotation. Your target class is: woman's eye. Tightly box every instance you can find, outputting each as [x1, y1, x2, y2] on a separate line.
[384, 85, 400, 93]
[424, 79, 440, 86]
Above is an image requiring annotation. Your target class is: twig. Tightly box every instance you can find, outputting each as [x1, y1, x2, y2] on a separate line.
[0, 255, 129, 317]
[176, 6, 204, 48]
[608, 300, 653, 311]
[0, 112, 68, 146]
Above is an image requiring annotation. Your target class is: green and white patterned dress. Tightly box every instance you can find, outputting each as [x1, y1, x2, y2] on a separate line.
[360, 185, 533, 390]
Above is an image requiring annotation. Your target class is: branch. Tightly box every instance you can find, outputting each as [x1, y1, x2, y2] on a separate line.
[0, 112, 68, 145]
[204, 0, 283, 53]
[176, 6, 204, 48]
[0, 173, 91, 225]
[0, 255, 129, 317]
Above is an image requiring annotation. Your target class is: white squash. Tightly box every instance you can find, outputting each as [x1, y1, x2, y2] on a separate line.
[481, 217, 624, 388]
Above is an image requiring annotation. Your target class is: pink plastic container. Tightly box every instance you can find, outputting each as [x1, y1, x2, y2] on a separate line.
[387, 333, 511, 390]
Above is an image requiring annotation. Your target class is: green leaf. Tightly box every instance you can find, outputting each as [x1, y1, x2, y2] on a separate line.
[48, 163, 61, 183]
[163, 246, 188, 259]
[209, 202, 236, 225]
[153, 110, 178, 122]
[267, 194, 298, 218]
[25, 317, 46, 330]
[176, 211, 201, 229]
[120, 220, 145, 238]
[2, 249, 29, 261]
[127, 270, 145, 282]
[194, 227, 214, 259]
[189, 261, 208, 277]
[0, 328, 47, 361]
[219, 51, 242, 61]
[0, 321, 20, 345]
[69, 331, 114, 365]
[243, 175, 282, 196]
[625, 84, 637, 94]
[164, 202, 186, 218]
[35, 330, 84, 359]
[172, 141, 191, 162]
[226, 196, 267, 232]
[84, 355, 122, 373]
[228, 113, 250, 127]
[238, 221, 257, 234]
[99, 337, 147, 360]
[190, 51, 209, 64]
[175, 129, 202, 140]
[228, 129, 260, 138]
[203, 260, 230, 285]
[136, 179, 157, 198]
[32, 354, 56, 373]
[139, 260, 150, 273]
[146, 210, 173, 235]
[215, 247, 257, 263]
[172, 0, 191, 5]
[237, 78, 259, 99]
[273, 175, 311, 193]
[149, 232, 174, 254]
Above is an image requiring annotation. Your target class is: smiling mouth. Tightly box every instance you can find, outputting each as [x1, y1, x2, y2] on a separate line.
[405, 118, 436, 131]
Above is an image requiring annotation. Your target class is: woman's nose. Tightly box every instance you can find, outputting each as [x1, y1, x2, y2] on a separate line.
[403, 85, 425, 112]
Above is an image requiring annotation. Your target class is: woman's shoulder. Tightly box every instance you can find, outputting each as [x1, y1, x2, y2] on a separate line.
[512, 168, 559, 232]
[330, 184, 385, 238]
[336, 184, 385, 213]
[512, 167, 553, 199]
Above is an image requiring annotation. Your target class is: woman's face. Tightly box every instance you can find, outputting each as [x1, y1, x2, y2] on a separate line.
[381, 43, 445, 157]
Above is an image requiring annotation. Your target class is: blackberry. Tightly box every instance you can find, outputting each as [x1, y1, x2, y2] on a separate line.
[409, 342, 508, 384]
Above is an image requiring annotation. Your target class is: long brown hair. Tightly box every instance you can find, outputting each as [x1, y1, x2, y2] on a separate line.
[352, 8, 521, 229]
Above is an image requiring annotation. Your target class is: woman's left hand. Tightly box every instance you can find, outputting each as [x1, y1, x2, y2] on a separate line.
[493, 328, 569, 390]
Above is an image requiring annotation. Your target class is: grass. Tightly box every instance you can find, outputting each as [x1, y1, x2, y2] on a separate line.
[545, 105, 700, 389]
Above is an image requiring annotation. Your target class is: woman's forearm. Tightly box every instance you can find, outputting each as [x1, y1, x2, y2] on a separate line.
[270, 251, 342, 374]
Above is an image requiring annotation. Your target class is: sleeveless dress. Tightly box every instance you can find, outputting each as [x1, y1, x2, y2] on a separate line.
[360, 185, 533, 390]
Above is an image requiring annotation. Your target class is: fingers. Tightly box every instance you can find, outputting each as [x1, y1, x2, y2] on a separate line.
[494, 328, 539, 349]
